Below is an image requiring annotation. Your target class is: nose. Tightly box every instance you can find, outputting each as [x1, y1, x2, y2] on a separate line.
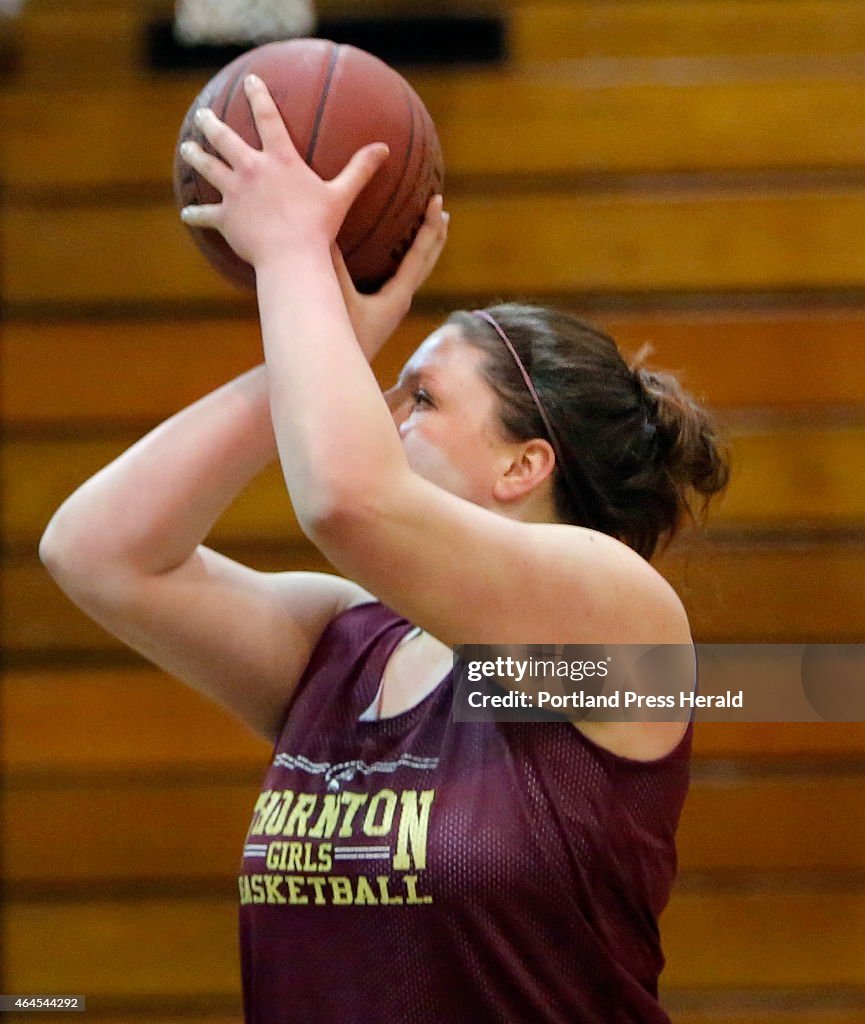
[383, 387, 408, 433]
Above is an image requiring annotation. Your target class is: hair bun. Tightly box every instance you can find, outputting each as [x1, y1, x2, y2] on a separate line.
[631, 360, 729, 509]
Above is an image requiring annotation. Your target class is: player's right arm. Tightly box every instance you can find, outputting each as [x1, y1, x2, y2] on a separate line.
[39, 364, 368, 741]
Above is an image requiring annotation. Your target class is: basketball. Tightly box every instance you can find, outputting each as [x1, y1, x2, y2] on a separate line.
[173, 38, 445, 292]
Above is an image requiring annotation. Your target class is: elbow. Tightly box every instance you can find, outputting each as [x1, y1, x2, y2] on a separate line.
[39, 510, 89, 593]
[39, 505, 112, 598]
[296, 496, 364, 550]
[39, 512, 73, 579]
[295, 481, 384, 555]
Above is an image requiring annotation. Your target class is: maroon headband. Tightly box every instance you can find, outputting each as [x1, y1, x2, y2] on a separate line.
[471, 309, 586, 519]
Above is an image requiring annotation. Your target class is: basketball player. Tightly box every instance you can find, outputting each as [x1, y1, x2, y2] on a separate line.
[40, 76, 729, 1022]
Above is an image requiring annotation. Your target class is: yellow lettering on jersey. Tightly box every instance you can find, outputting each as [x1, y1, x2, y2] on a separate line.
[306, 876, 328, 905]
[263, 790, 294, 835]
[285, 842, 303, 871]
[285, 875, 308, 905]
[307, 793, 342, 838]
[301, 841, 322, 872]
[330, 876, 353, 905]
[250, 874, 267, 904]
[338, 792, 368, 836]
[284, 793, 317, 836]
[376, 875, 403, 905]
[363, 789, 397, 837]
[403, 874, 433, 905]
[270, 840, 334, 873]
[264, 874, 286, 904]
[238, 875, 252, 905]
[353, 875, 378, 905]
[317, 842, 333, 872]
[250, 791, 280, 835]
[393, 790, 434, 870]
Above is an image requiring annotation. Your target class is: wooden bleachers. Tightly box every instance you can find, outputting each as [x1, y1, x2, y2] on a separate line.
[6, 539, 865, 651]
[9, 186, 865, 305]
[6, 72, 865, 188]
[4, 1, 865, 1020]
[8, 664, 865, 770]
[4, 886, 865, 999]
[9, 1, 865, 87]
[511, 1, 865, 62]
[7, 759, 865, 886]
[6, 421, 865, 543]
[6, 312, 865, 425]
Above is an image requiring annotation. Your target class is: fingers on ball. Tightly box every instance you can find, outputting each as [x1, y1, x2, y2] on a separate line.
[244, 74, 293, 154]
[180, 203, 222, 227]
[193, 106, 248, 166]
[179, 140, 231, 191]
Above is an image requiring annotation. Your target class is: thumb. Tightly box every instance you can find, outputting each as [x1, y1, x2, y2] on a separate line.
[332, 142, 390, 206]
[330, 241, 355, 294]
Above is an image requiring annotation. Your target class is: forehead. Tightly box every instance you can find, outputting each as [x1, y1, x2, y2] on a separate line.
[400, 323, 486, 383]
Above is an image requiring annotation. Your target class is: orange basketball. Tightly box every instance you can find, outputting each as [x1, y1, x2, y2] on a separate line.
[174, 38, 445, 292]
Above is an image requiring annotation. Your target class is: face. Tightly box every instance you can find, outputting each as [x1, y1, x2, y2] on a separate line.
[384, 324, 514, 506]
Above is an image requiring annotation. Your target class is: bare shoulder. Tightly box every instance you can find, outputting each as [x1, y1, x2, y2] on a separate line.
[315, 474, 690, 649]
[525, 522, 691, 645]
[518, 526, 693, 761]
[265, 569, 374, 617]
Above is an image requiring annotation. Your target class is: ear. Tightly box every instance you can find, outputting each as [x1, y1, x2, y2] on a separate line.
[492, 439, 557, 503]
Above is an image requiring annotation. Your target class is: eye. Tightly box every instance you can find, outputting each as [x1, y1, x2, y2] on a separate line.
[411, 387, 434, 409]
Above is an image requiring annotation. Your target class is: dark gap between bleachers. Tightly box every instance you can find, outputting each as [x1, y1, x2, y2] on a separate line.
[145, 14, 507, 72]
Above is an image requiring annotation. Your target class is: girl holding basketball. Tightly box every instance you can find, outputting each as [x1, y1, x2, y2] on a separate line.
[41, 75, 728, 1023]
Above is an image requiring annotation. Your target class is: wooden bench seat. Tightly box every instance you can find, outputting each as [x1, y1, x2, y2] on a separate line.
[512, 1, 865, 62]
[4, 889, 865, 992]
[673, 1012, 864, 1024]
[8, 186, 865, 306]
[5, 421, 865, 547]
[6, 667, 863, 775]
[5, 771, 865, 885]
[6, 1007, 863, 1024]
[1, 666, 271, 773]
[5, 311, 865, 426]
[6, 537, 865, 648]
[10, 1, 865, 86]
[5, 71, 865, 188]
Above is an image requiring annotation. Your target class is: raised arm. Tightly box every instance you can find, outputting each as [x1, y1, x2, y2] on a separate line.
[38, 365, 363, 739]
[179, 76, 692, 655]
[40, 150, 448, 740]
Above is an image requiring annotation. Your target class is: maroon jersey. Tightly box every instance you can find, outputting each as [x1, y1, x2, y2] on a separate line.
[238, 602, 691, 1023]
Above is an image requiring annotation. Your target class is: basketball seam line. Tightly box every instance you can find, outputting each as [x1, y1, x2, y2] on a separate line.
[343, 79, 417, 262]
[190, 59, 252, 213]
[306, 42, 340, 164]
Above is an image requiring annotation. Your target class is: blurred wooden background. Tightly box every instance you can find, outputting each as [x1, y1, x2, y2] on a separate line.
[2, 1, 865, 1021]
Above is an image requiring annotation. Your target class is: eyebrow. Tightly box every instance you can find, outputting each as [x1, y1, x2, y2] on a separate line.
[395, 367, 441, 391]
[395, 368, 417, 388]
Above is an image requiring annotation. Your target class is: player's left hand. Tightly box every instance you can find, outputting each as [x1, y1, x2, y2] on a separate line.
[331, 193, 449, 359]
[178, 74, 389, 267]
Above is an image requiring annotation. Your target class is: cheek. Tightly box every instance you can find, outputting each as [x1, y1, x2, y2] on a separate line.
[401, 428, 477, 498]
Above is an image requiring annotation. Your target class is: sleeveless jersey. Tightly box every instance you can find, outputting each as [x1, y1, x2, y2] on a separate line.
[238, 602, 692, 1023]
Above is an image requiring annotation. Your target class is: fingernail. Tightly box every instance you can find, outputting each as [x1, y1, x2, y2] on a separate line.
[180, 207, 194, 222]
[442, 211, 450, 224]
[179, 141, 194, 156]
[245, 74, 261, 89]
[194, 107, 210, 125]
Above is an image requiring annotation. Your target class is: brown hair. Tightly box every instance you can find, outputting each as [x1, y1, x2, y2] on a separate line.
[447, 303, 730, 560]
